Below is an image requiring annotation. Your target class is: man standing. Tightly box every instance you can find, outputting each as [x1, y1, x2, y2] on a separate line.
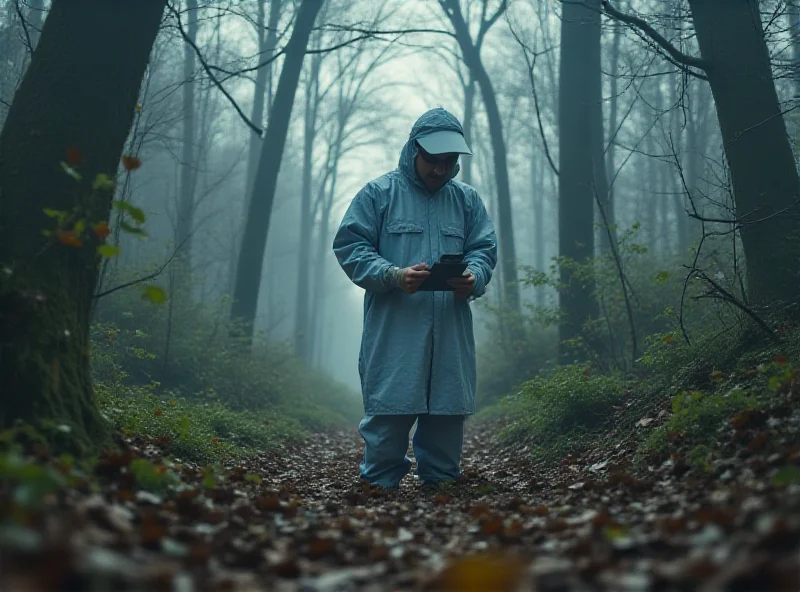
[332, 107, 497, 489]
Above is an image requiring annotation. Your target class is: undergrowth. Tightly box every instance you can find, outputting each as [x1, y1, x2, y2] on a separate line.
[478, 320, 800, 467]
[87, 291, 362, 464]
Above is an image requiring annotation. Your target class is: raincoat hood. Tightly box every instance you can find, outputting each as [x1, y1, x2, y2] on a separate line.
[398, 107, 465, 186]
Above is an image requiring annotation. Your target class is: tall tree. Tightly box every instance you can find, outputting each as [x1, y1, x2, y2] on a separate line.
[439, 0, 520, 313]
[678, 80, 711, 253]
[461, 75, 477, 186]
[789, 4, 800, 101]
[602, 12, 623, 253]
[27, 0, 45, 50]
[231, 0, 324, 340]
[605, 0, 800, 309]
[294, 47, 323, 360]
[558, 0, 605, 361]
[0, 0, 167, 448]
[176, 0, 198, 290]
[246, 0, 282, 197]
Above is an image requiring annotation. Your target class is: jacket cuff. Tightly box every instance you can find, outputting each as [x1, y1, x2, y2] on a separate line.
[383, 265, 403, 289]
[468, 265, 486, 298]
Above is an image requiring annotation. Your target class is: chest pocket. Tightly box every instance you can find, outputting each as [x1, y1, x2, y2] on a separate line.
[441, 224, 465, 256]
[382, 220, 424, 268]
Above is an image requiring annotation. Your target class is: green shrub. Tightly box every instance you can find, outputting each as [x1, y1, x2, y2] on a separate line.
[476, 306, 559, 409]
[496, 364, 627, 458]
[96, 386, 306, 464]
[90, 290, 362, 432]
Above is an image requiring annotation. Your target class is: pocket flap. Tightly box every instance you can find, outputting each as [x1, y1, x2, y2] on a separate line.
[387, 221, 424, 234]
[441, 225, 465, 239]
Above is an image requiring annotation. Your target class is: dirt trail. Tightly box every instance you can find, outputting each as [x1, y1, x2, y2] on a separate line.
[2, 422, 799, 591]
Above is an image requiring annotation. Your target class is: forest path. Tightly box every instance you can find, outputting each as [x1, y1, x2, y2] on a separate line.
[2, 421, 799, 591]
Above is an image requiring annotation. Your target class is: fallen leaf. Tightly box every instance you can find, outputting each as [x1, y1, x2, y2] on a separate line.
[433, 554, 523, 592]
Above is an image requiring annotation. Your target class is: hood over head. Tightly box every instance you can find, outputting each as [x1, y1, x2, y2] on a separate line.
[398, 107, 468, 187]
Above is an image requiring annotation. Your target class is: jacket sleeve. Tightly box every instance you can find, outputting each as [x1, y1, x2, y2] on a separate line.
[332, 185, 398, 294]
[463, 194, 498, 299]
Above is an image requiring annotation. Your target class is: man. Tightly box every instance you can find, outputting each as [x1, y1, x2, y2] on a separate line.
[332, 107, 497, 489]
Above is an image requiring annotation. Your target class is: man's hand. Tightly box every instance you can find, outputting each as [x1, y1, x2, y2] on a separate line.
[399, 263, 430, 294]
[448, 271, 475, 299]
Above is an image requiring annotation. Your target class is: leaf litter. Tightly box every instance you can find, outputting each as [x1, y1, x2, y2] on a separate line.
[1, 418, 799, 591]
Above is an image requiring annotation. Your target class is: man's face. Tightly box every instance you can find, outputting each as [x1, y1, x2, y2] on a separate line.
[415, 141, 459, 192]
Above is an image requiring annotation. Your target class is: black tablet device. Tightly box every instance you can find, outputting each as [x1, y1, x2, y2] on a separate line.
[418, 254, 468, 291]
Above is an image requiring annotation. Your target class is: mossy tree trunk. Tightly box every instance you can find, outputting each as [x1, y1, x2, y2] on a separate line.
[0, 0, 167, 451]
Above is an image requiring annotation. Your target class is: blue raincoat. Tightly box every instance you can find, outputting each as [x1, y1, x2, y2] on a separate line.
[333, 108, 498, 416]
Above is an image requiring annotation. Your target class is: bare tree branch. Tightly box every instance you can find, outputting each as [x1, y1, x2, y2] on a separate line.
[508, 22, 560, 176]
[593, 182, 638, 365]
[13, 0, 33, 54]
[692, 270, 780, 344]
[476, 0, 508, 49]
[168, 2, 263, 135]
[600, 0, 711, 75]
[93, 237, 189, 300]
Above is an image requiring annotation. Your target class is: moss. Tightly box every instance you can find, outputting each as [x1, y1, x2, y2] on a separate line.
[0, 273, 110, 455]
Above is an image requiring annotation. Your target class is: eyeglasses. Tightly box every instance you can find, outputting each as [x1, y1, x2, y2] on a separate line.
[416, 141, 459, 169]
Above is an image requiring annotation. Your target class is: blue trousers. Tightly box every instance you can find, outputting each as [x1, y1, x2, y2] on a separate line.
[358, 414, 466, 488]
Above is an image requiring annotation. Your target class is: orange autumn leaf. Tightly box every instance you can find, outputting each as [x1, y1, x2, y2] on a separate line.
[121, 155, 142, 171]
[434, 554, 523, 592]
[58, 230, 83, 247]
[93, 222, 110, 238]
[65, 146, 83, 166]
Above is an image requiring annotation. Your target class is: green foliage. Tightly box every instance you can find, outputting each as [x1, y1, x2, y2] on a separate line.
[97, 388, 305, 464]
[0, 449, 66, 511]
[91, 290, 361, 428]
[130, 458, 179, 491]
[642, 387, 751, 458]
[496, 365, 626, 459]
[772, 466, 800, 487]
[475, 305, 558, 409]
[89, 289, 362, 463]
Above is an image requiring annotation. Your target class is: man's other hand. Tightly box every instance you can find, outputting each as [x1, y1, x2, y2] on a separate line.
[448, 271, 475, 299]
[400, 263, 430, 293]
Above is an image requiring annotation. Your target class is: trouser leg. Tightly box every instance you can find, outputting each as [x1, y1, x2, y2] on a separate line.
[412, 414, 466, 484]
[358, 414, 418, 488]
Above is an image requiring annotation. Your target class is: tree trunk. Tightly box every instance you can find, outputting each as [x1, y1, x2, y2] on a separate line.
[532, 139, 545, 307]
[176, 0, 198, 293]
[231, 0, 323, 340]
[27, 0, 45, 49]
[0, 0, 166, 449]
[601, 16, 622, 254]
[679, 83, 710, 253]
[689, 0, 800, 308]
[790, 6, 800, 101]
[558, 0, 603, 361]
[444, 2, 520, 313]
[644, 127, 657, 246]
[310, 165, 338, 367]
[246, 0, 282, 197]
[461, 75, 476, 186]
[294, 51, 322, 360]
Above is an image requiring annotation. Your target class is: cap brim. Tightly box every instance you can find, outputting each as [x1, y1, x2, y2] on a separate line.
[416, 130, 473, 156]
